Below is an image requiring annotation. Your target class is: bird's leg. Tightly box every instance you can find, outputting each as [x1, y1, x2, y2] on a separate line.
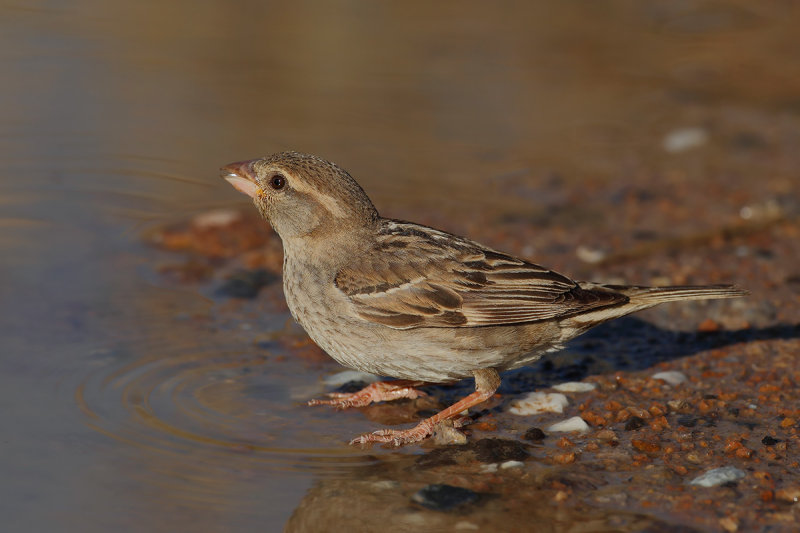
[308, 379, 429, 409]
[350, 368, 500, 446]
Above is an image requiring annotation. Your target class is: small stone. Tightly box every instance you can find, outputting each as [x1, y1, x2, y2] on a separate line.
[500, 460, 524, 469]
[215, 268, 277, 298]
[689, 466, 746, 487]
[762, 435, 781, 446]
[547, 416, 590, 433]
[553, 452, 577, 464]
[697, 318, 720, 332]
[509, 392, 569, 415]
[651, 371, 688, 386]
[667, 399, 686, 411]
[523, 427, 546, 441]
[662, 126, 708, 153]
[576, 245, 607, 264]
[775, 487, 800, 503]
[432, 423, 467, 445]
[473, 438, 529, 463]
[632, 439, 661, 453]
[596, 429, 618, 441]
[412, 484, 479, 511]
[480, 463, 498, 473]
[192, 208, 242, 228]
[454, 522, 480, 531]
[780, 417, 796, 428]
[371, 480, 399, 490]
[552, 381, 597, 393]
[719, 516, 739, 532]
[625, 417, 646, 431]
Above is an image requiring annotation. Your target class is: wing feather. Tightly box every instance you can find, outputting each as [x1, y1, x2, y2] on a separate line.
[334, 220, 627, 329]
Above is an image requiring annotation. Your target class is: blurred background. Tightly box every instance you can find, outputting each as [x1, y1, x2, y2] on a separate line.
[2, 1, 798, 531]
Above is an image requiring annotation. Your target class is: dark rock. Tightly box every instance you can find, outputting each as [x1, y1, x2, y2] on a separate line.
[411, 484, 479, 511]
[678, 416, 699, 428]
[762, 435, 781, 446]
[215, 269, 277, 298]
[473, 438, 530, 463]
[415, 438, 529, 469]
[523, 427, 546, 441]
[625, 417, 645, 431]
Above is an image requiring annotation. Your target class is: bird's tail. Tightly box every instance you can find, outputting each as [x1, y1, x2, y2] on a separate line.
[615, 284, 749, 304]
[561, 283, 747, 334]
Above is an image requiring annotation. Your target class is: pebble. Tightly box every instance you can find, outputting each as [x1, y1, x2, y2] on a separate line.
[624, 417, 646, 431]
[662, 127, 708, 153]
[454, 522, 480, 531]
[432, 423, 467, 445]
[322, 370, 379, 387]
[192, 208, 241, 228]
[547, 416, 590, 433]
[576, 245, 607, 264]
[523, 427, 546, 441]
[689, 466, 746, 487]
[651, 371, 688, 386]
[596, 429, 618, 441]
[411, 484, 479, 511]
[500, 460, 524, 469]
[775, 487, 800, 503]
[552, 381, 597, 393]
[215, 269, 277, 298]
[509, 392, 569, 415]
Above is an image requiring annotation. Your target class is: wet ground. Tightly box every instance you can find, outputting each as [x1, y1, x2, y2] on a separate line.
[2, 1, 799, 532]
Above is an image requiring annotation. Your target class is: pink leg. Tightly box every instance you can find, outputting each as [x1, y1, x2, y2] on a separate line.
[307, 380, 429, 409]
[350, 368, 500, 446]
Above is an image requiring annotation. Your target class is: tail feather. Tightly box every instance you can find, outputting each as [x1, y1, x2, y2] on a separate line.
[563, 283, 747, 332]
[613, 284, 749, 304]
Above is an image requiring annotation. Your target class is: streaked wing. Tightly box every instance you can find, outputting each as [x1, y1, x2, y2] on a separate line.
[334, 220, 627, 329]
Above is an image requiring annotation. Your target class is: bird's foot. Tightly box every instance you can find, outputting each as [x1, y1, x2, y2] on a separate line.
[308, 380, 428, 409]
[350, 420, 434, 446]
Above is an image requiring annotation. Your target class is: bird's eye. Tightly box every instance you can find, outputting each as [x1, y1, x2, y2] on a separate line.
[269, 174, 286, 190]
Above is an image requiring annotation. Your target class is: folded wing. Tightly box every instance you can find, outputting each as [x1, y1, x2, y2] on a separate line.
[334, 221, 627, 329]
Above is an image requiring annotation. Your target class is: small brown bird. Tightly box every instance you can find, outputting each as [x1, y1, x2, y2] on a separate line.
[222, 152, 746, 446]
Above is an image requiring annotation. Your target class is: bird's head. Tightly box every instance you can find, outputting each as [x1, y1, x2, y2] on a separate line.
[222, 152, 378, 240]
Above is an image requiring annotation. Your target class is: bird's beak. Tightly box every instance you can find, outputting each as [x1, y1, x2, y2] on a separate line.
[221, 159, 261, 199]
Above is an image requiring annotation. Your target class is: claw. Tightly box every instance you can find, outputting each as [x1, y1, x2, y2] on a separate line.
[307, 380, 428, 409]
[349, 421, 434, 446]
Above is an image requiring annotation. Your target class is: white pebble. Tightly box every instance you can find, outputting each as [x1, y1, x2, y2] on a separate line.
[480, 463, 498, 473]
[663, 127, 708, 153]
[552, 381, 597, 393]
[192, 208, 241, 228]
[500, 460, 524, 469]
[323, 370, 379, 387]
[455, 521, 480, 531]
[689, 466, 746, 487]
[576, 245, 606, 264]
[547, 416, 590, 433]
[651, 371, 688, 386]
[509, 392, 569, 415]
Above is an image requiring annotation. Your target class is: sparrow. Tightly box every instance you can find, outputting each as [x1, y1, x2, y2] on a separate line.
[222, 151, 746, 446]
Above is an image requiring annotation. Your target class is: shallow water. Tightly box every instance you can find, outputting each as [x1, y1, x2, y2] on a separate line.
[2, 1, 798, 531]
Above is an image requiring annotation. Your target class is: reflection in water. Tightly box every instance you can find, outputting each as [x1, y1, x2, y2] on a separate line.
[76, 345, 372, 467]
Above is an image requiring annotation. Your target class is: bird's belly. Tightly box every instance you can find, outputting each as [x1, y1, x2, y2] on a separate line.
[297, 312, 563, 383]
[282, 264, 564, 382]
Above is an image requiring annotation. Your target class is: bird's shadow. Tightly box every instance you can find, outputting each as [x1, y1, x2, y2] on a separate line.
[433, 317, 800, 398]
